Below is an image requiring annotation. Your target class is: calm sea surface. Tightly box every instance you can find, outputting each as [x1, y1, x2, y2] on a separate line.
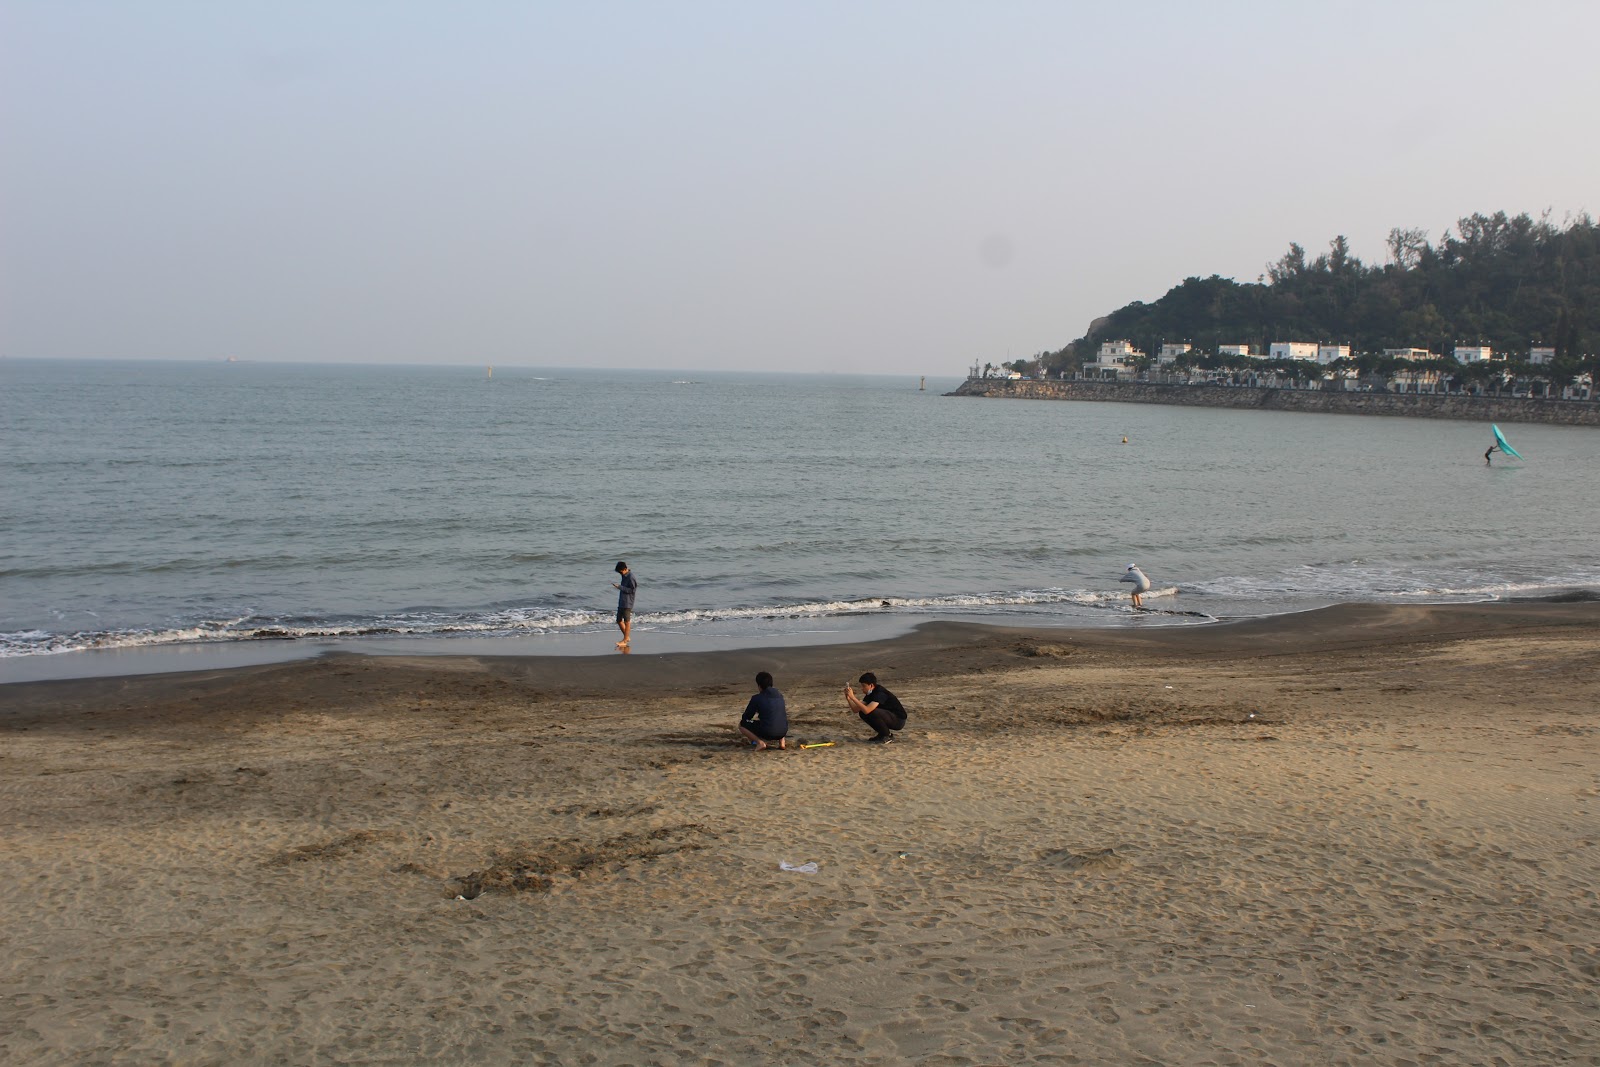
[4, 359, 1598, 681]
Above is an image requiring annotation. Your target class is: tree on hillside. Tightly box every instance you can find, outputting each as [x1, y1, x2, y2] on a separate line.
[1059, 213, 1599, 369]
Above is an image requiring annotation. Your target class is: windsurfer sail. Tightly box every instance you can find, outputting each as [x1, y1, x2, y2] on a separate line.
[1491, 424, 1524, 460]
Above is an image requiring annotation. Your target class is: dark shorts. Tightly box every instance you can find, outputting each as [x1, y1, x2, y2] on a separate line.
[616, 606, 633, 622]
[859, 707, 906, 737]
[743, 723, 785, 742]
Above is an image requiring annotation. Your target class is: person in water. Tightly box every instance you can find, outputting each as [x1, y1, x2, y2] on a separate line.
[844, 672, 907, 745]
[738, 671, 788, 751]
[1121, 563, 1152, 608]
[1485, 445, 1497, 466]
[611, 561, 636, 648]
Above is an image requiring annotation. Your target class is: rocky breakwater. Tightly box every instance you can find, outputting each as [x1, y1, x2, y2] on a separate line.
[947, 378, 1600, 427]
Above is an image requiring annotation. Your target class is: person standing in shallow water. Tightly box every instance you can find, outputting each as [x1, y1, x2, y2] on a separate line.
[738, 671, 788, 750]
[611, 561, 636, 648]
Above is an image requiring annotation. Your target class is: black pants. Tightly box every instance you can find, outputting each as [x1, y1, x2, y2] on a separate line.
[860, 708, 906, 738]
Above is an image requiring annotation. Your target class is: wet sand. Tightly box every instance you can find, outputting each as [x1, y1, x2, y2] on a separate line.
[3, 601, 1598, 1064]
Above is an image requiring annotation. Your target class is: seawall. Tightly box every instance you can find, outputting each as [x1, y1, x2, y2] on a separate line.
[946, 379, 1600, 427]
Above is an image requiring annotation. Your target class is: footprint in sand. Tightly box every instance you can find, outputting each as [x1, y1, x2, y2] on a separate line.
[1038, 847, 1124, 873]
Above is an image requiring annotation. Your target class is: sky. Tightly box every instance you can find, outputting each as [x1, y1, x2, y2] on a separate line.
[3, 1, 1597, 375]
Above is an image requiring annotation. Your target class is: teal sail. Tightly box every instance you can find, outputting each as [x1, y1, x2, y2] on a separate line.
[1491, 424, 1524, 460]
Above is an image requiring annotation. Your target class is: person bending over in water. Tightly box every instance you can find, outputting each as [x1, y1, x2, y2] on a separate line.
[1121, 563, 1152, 608]
[844, 672, 907, 745]
[738, 671, 788, 751]
[1485, 445, 1497, 466]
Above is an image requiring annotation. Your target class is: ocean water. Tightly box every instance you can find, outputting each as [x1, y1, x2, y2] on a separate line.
[3, 358, 1598, 680]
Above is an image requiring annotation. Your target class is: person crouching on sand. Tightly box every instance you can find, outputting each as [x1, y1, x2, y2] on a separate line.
[844, 672, 907, 745]
[738, 671, 788, 750]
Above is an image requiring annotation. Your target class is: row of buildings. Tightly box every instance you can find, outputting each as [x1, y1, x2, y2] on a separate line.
[1086, 340, 1558, 375]
[1053, 341, 1591, 400]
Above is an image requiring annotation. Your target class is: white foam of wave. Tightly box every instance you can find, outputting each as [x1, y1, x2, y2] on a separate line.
[648, 590, 1099, 623]
[0, 608, 596, 658]
[24, 564, 1571, 659]
[1, 586, 1164, 657]
[1193, 564, 1600, 604]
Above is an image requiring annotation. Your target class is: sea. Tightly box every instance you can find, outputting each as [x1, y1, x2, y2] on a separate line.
[4, 358, 1598, 683]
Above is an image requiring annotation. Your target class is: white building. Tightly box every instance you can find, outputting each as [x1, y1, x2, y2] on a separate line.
[1383, 347, 1438, 361]
[1317, 344, 1351, 365]
[1158, 342, 1190, 364]
[1454, 344, 1494, 363]
[1088, 340, 1142, 379]
[1390, 368, 1446, 394]
[1217, 344, 1255, 358]
[1529, 346, 1556, 365]
[1270, 342, 1319, 361]
[1097, 340, 1143, 362]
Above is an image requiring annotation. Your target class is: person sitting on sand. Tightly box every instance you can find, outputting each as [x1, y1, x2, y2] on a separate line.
[738, 671, 788, 751]
[844, 672, 907, 745]
[1121, 563, 1152, 609]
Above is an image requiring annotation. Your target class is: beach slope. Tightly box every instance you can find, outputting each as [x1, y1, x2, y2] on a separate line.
[3, 602, 1598, 1064]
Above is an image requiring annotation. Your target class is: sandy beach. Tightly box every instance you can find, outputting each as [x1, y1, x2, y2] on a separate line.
[3, 601, 1598, 1065]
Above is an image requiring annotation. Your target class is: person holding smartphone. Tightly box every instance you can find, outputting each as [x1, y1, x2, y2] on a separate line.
[844, 672, 907, 745]
[610, 561, 636, 648]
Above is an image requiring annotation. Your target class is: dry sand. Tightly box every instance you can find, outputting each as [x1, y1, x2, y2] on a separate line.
[2, 602, 1598, 1065]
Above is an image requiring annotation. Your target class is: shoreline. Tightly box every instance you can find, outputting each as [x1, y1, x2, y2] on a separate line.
[7, 598, 1597, 713]
[9, 588, 1597, 688]
[3, 599, 1597, 1063]
[949, 376, 1600, 426]
[0, 615, 935, 687]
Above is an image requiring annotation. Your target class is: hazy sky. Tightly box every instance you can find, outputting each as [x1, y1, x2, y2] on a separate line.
[4, 1, 1597, 374]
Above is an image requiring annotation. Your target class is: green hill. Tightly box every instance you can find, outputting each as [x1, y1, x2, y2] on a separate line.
[1031, 212, 1598, 380]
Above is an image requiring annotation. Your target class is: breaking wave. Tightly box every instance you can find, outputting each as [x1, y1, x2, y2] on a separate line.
[0, 586, 1189, 658]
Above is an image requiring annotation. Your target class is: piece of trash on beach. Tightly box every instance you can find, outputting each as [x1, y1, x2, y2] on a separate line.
[779, 861, 819, 873]
[1164, 685, 1174, 689]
